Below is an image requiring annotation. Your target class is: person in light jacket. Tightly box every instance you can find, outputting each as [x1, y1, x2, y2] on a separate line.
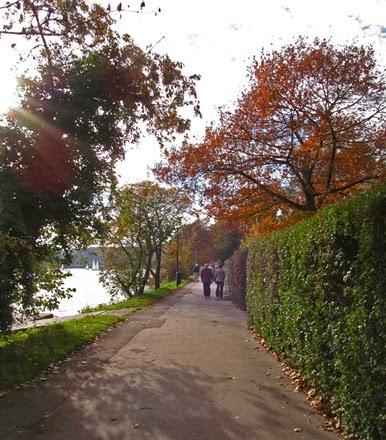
[200, 264, 214, 298]
[214, 264, 226, 299]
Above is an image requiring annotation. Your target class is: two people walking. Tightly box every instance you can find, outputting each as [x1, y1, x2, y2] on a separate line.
[199, 263, 225, 299]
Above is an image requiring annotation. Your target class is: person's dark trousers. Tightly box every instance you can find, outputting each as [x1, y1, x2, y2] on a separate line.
[216, 282, 224, 298]
[203, 282, 211, 297]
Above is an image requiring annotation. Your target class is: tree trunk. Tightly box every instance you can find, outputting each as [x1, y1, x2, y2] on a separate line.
[154, 247, 162, 289]
[139, 252, 153, 294]
[303, 169, 317, 212]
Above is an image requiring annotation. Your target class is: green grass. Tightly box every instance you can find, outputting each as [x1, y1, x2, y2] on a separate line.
[80, 279, 191, 313]
[0, 279, 190, 391]
[0, 315, 122, 391]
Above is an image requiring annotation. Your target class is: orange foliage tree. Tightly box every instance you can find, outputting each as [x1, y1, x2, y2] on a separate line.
[157, 38, 386, 228]
[161, 220, 243, 279]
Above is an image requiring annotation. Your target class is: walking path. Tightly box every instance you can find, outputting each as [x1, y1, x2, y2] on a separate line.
[0, 283, 339, 439]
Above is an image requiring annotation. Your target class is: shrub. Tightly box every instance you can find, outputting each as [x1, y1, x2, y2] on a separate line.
[247, 183, 386, 439]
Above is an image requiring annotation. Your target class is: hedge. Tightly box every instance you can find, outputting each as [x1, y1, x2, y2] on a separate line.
[247, 183, 386, 440]
[225, 248, 248, 310]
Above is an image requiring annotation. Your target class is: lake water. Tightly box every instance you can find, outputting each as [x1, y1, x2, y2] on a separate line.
[50, 268, 114, 317]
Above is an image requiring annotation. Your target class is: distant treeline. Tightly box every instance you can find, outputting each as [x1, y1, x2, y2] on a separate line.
[63, 247, 105, 268]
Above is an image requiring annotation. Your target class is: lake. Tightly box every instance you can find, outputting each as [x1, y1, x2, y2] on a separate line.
[50, 268, 114, 317]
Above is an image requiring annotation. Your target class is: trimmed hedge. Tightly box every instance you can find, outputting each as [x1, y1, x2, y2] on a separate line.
[247, 183, 386, 440]
[225, 248, 248, 310]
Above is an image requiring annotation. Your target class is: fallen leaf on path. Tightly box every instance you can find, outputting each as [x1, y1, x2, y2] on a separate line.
[322, 420, 344, 434]
[306, 389, 316, 400]
[309, 398, 323, 411]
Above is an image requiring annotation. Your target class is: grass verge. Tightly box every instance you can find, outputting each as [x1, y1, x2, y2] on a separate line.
[0, 279, 190, 391]
[0, 315, 122, 391]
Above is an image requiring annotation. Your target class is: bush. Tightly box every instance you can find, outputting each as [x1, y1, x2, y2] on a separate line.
[247, 183, 386, 440]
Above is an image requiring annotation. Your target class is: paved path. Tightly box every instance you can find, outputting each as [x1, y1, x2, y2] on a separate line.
[0, 283, 339, 440]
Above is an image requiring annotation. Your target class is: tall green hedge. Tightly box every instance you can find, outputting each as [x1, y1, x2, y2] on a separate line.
[247, 183, 386, 440]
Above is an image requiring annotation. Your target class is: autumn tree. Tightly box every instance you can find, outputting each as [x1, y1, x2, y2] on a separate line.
[161, 220, 243, 279]
[138, 182, 191, 289]
[174, 220, 215, 278]
[158, 38, 386, 229]
[101, 182, 191, 297]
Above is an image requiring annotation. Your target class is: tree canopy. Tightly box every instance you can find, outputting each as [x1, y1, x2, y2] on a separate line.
[0, 1, 159, 66]
[0, 7, 200, 331]
[158, 38, 386, 229]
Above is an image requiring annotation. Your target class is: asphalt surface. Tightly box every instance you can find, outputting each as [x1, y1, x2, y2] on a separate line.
[0, 282, 339, 440]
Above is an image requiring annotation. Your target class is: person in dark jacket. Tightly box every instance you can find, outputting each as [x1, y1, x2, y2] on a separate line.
[214, 264, 226, 299]
[200, 263, 214, 298]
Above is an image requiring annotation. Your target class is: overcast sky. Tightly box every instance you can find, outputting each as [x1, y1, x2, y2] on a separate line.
[2, 0, 386, 184]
